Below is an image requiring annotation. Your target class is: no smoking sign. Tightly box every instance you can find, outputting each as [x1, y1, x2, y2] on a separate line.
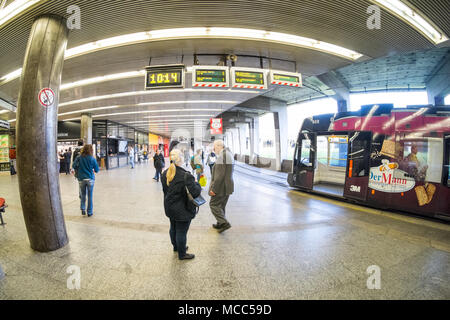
[38, 88, 55, 108]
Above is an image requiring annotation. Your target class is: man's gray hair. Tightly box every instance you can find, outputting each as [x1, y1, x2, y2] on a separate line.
[214, 140, 224, 149]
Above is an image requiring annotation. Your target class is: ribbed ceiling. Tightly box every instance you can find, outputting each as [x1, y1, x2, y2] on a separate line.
[263, 47, 450, 104]
[407, 0, 450, 39]
[0, 0, 443, 77]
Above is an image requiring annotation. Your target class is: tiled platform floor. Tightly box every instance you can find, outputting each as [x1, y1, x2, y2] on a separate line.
[0, 162, 449, 299]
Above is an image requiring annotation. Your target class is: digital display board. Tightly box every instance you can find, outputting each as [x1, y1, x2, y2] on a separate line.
[192, 66, 229, 88]
[145, 65, 185, 90]
[269, 70, 302, 87]
[231, 67, 267, 89]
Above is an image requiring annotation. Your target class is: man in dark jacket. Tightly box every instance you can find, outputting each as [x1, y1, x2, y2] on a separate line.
[153, 149, 165, 182]
[209, 140, 234, 233]
[161, 149, 202, 260]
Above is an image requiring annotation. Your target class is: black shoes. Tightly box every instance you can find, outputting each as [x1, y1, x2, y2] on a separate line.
[218, 223, 231, 233]
[213, 223, 231, 233]
[179, 253, 195, 260]
[81, 210, 86, 216]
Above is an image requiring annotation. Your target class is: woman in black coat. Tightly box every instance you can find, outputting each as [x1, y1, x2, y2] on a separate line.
[153, 149, 165, 182]
[161, 149, 202, 260]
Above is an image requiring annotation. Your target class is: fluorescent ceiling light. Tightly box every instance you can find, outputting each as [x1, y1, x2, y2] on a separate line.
[86, 108, 223, 118]
[59, 106, 223, 117]
[0, 27, 364, 85]
[0, 68, 22, 83]
[64, 27, 363, 61]
[370, 0, 448, 44]
[0, 0, 43, 27]
[58, 105, 119, 117]
[137, 101, 235, 107]
[59, 90, 251, 107]
[93, 113, 215, 118]
[60, 71, 145, 90]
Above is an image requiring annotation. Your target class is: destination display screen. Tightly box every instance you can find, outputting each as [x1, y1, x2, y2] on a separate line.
[270, 71, 302, 87]
[195, 69, 227, 83]
[145, 65, 184, 89]
[273, 74, 300, 83]
[234, 71, 265, 85]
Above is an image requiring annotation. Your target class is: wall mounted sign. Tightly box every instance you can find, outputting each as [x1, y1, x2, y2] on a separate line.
[231, 67, 267, 90]
[192, 66, 229, 88]
[269, 70, 303, 87]
[145, 64, 185, 90]
[38, 88, 55, 108]
[210, 118, 223, 135]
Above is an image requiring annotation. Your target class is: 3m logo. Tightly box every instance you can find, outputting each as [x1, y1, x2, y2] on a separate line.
[350, 185, 361, 193]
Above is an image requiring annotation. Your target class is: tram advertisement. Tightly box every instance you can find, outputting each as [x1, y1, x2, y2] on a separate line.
[369, 136, 440, 209]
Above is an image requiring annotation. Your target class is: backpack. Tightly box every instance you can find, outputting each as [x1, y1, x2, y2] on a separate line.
[72, 147, 82, 177]
[190, 156, 196, 170]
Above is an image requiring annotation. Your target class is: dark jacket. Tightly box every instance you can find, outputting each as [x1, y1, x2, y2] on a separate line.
[161, 166, 202, 221]
[154, 153, 165, 170]
[209, 148, 234, 196]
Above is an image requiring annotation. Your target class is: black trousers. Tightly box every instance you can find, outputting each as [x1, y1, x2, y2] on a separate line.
[169, 219, 191, 259]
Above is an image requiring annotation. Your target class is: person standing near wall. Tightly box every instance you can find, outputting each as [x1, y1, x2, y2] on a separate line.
[209, 140, 234, 233]
[153, 149, 165, 182]
[129, 145, 135, 169]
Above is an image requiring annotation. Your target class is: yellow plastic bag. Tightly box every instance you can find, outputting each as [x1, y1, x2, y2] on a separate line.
[199, 174, 207, 187]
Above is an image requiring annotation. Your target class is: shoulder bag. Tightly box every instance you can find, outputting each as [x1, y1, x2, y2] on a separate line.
[185, 186, 206, 213]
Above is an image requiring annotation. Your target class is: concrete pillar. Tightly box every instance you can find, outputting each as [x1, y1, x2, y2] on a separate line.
[317, 71, 350, 112]
[80, 113, 93, 144]
[16, 15, 69, 252]
[338, 100, 348, 113]
[238, 123, 250, 156]
[271, 104, 288, 171]
[193, 120, 203, 154]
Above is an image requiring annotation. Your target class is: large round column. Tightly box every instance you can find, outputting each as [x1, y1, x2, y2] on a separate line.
[16, 15, 69, 252]
[81, 113, 93, 144]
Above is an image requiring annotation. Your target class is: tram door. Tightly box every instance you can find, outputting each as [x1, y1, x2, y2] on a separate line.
[290, 132, 316, 190]
[439, 134, 450, 217]
[344, 131, 372, 201]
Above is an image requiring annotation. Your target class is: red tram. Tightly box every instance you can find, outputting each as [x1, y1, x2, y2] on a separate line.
[288, 104, 450, 220]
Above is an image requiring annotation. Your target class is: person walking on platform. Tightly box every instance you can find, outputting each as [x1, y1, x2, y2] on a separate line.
[209, 140, 234, 233]
[206, 151, 216, 174]
[153, 149, 165, 182]
[161, 149, 201, 260]
[71, 139, 84, 176]
[73, 144, 99, 217]
[64, 148, 72, 175]
[194, 149, 204, 181]
[129, 145, 135, 169]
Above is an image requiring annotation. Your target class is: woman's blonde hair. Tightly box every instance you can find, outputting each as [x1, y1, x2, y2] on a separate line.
[166, 149, 183, 186]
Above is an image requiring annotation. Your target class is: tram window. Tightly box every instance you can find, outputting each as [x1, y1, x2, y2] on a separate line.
[349, 134, 369, 177]
[446, 138, 450, 187]
[329, 137, 348, 167]
[317, 136, 328, 165]
[398, 138, 443, 183]
[300, 139, 312, 166]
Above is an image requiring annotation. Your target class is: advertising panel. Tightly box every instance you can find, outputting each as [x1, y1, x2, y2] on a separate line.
[210, 118, 223, 135]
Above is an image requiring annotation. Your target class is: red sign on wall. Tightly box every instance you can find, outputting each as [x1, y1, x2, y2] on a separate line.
[210, 118, 223, 135]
